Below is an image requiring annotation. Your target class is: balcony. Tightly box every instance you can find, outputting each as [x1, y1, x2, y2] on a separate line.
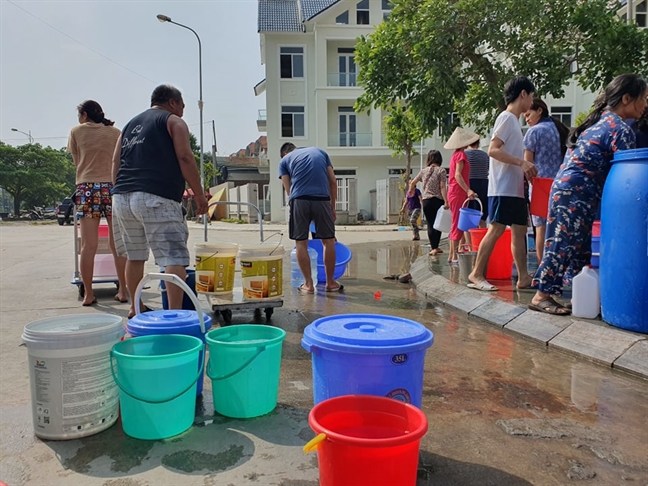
[257, 109, 267, 132]
[328, 132, 372, 147]
[327, 72, 359, 87]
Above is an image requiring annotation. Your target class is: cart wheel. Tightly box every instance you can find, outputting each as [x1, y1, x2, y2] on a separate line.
[254, 308, 262, 319]
[221, 309, 233, 325]
[212, 309, 221, 316]
[78, 284, 85, 298]
[265, 308, 274, 320]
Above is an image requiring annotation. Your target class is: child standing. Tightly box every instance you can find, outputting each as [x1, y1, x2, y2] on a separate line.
[401, 186, 423, 240]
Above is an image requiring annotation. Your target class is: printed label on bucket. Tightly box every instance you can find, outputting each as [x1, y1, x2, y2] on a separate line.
[386, 388, 411, 403]
[195, 255, 236, 293]
[391, 353, 408, 365]
[241, 258, 283, 299]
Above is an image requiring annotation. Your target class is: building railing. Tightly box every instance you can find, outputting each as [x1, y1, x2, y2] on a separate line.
[328, 132, 372, 147]
[327, 72, 359, 87]
[258, 109, 267, 121]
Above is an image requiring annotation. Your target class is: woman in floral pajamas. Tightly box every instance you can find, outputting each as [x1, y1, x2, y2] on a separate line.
[530, 74, 648, 315]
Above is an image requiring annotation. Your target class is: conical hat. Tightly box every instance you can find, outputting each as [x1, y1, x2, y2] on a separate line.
[443, 127, 480, 150]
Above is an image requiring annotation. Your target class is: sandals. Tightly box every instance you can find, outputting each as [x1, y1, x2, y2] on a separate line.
[325, 284, 344, 293]
[297, 284, 315, 294]
[467, 281, 499, 292]
[528, 297, 571, 316]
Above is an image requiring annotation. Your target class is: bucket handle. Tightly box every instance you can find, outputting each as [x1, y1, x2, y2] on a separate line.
[303, 433, 327, 454]
[461, 197, 483, 212]
[134, 272, 205, 334]
[109, 344, 205, 404]
[206, 344, 266, 381]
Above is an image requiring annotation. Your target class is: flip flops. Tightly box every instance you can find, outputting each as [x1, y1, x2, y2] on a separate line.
[297, 284, 315, 294]
[325, 284, 344, 293]
[467, 281, 499, 292]
[82, 297, 98, 307]
[528, 297, 571, 315]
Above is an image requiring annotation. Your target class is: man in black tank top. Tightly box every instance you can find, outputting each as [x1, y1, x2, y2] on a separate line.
[111, 84, 208, 318]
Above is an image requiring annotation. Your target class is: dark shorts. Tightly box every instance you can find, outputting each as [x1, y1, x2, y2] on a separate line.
[469, 179, 488, 221]
[488, 196, 528, 226]
[289, 198, 335, 241]
[74, 182, 113, 218]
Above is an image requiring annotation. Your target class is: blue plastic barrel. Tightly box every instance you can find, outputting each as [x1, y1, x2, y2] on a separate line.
[160, 269, 196, 310]
[600, 148, 648, 333]
[301, 314, 434, 407]
[127, 310, 212, 395]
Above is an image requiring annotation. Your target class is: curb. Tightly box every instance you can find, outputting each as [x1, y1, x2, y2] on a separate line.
[410, 257, 648, 380]
[189, 221, 413, 233]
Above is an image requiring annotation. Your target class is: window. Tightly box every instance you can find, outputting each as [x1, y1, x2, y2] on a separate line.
[382, 0, 392, 20]
[338, 47, 357, 86]
[335, 11, 349, 24]
[438, 112, 461, 136]
[334, 169, 357, 211]
[280, 47, 304, 79]
[357, 0, 369, 24]
[551, 106, 572, 127]
[338, 106, 357, 146]
[636, 0, 646, 28]
[281, 106, 305, 137]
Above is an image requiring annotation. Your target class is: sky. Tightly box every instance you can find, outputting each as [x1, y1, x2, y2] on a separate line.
[0, 0, 267, 156]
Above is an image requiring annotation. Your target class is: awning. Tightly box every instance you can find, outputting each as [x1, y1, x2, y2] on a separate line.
[254, 79, 266, 96]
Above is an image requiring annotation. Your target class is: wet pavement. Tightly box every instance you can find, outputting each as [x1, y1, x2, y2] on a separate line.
[1, 224, 647, 485]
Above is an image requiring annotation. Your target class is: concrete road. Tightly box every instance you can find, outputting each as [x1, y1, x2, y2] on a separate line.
[1, 222, 647, 486]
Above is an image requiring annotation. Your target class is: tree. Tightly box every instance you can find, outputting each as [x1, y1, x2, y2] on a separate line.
[380, 101, 427, 188]
[355, 0, 648, 136]
[189, 133, 219, 190]
[0, 143, 75, 214]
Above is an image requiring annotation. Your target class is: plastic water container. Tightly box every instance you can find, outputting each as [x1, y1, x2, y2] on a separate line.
[22, 314, 124, 440]
[206, 325, 286, 418]
[128, 273, 211, 395]
[290, 246, 318, 288]
[194, 242, 238, 294]
[239, 245, 284, 300]
[572, 266, 600, 319]
[307, 239, 353, 283]
[433, 206, 451, 233]
[458, 198, 483, 232]
[469, 228, 513, 280]
[304, 395, 428, 486]
[530, 177, 553, 218]
[302, 314, 434, 407]
[601, 148, 648, 333]
[111, 334, 204, 440]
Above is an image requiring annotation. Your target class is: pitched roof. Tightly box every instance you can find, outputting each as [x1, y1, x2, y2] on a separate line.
[258, 0, 304, 32]
[258, 0, 342, 32]
[300, 0, 341, 21]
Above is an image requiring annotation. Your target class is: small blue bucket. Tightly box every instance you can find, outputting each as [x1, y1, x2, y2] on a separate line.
[307, 240, 352, 282]
[458, 198, 483, 232]
[160, 269, 196, 310]
[301, 314, 434, 407]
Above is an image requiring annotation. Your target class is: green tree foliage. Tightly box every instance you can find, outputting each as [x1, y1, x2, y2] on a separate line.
[355, 0, 648, 136]
[381, 101, 427, 187]
[0, 143, 75, 214]
[189, 133, 219, 189]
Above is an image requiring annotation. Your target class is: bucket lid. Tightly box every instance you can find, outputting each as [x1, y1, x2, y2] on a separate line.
[22, 314, 124, 345]
[612, 148, 648, 163]
[302, 314, 433, 354]
[195, 242, 238, 252]
[127, 310, 212, 336]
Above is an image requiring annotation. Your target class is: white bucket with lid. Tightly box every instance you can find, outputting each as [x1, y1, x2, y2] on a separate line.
[194, 243, 238, 294]
[238, 245, 285, 301]
[22, 314, 125, 440]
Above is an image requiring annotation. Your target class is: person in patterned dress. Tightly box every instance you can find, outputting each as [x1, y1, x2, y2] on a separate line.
[529, 74, 648, 315]
[523, 98, 569, 263]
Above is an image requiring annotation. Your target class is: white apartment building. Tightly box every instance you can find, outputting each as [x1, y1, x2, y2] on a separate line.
[256, 0, 641, 223]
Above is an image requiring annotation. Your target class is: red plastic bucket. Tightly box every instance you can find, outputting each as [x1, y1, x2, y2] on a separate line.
[305, 395, 428, 486]
[470, 228, 513, 280]
[530, 177, 553, 218]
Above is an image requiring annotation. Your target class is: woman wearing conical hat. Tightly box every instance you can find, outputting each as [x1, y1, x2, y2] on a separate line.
[444, 127, 480, 264]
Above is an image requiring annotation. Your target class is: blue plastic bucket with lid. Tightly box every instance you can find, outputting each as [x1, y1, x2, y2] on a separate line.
[301, 314, 434, 407]
[127, 273, 212, 395]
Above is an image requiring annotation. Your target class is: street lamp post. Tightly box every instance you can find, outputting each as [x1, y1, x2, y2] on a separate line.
[157, 14, 208, 242]
[11, 127, 33, 144]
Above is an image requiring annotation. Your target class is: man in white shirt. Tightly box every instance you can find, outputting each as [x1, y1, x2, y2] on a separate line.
[468, 76, 538, 291]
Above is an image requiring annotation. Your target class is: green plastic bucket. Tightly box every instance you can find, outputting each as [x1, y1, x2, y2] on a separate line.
[111, 334, 204, 440]
[206, 325, 286, 418]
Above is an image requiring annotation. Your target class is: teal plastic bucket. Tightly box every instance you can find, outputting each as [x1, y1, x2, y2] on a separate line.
[206, 325, 286, 418]
[111, 334, 204, 440]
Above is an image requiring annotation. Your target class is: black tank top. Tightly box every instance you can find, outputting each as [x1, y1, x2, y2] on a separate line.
[114, 108, 184, 202]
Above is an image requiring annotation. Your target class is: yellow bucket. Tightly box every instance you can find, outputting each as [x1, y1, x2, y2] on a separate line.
[194, 243, 238, 294]
[238, 246, 284, 301]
